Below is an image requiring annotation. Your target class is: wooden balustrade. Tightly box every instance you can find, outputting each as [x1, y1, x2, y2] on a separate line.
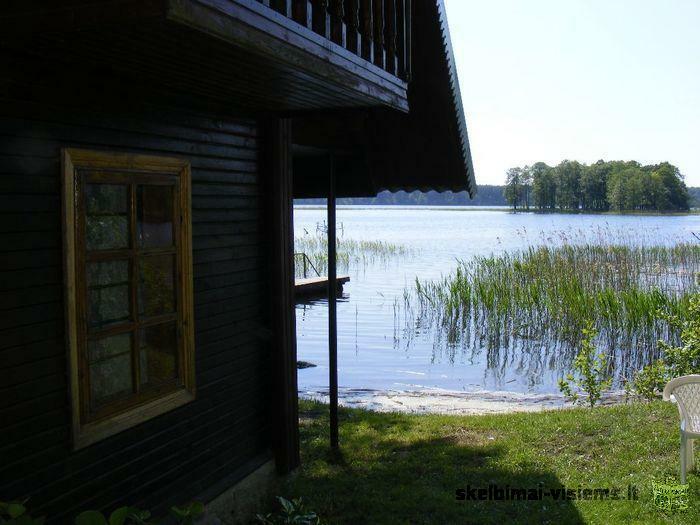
[344, 0, 361, 55]
[312, 0, 330, 38]
[256, 0, 411, 81]
[292, 0, 313, 28]
[384, 0, 396, 74]
[372, 0, 384, 69]
[396, 0, 410, 79]
[360, 0, 374, 63]
[329, 0, 346, 46]
[269, 0, 292, 17]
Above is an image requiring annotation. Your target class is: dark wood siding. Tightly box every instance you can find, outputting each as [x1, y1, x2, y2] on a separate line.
[0, 97, 272, 520]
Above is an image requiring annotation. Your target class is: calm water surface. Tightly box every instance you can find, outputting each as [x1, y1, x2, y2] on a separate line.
[294, 206, 700, 399]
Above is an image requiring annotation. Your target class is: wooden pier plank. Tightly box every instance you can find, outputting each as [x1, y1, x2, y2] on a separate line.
[294, 276, 350, 296]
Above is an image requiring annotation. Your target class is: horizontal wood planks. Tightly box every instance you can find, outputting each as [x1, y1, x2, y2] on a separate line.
[294, 275, 350, 297]
[0, 95, 273, 518]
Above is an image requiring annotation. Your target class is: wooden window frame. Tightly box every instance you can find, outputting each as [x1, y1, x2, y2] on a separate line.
[62, 148, 195, 450]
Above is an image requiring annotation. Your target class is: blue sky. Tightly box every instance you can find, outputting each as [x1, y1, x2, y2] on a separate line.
[444, 0, 700, 186]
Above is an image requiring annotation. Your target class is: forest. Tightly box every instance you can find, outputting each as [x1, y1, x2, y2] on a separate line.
[503, 160, 690, 212]
[295, 162, 697, 211]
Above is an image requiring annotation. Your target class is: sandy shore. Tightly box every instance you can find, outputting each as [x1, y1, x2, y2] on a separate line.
[300, 387, 628, 415]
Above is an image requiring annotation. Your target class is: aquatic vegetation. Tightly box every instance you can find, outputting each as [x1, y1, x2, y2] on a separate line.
[558, 322, 612, 407]
[408, 242, 700, 385]
[294, 233, 410, 278]
[630, 294, 700, 399]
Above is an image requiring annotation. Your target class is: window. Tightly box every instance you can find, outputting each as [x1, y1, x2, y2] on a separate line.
[62, 149, 195, 449]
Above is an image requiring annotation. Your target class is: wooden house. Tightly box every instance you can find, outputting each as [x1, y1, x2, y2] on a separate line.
[0, 0, 475, 521]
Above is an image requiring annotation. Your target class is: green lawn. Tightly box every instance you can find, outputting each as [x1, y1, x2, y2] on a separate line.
[281, 400, 699, 525]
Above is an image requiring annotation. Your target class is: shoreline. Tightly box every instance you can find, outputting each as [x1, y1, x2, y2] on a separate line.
[299, 387, 629, 416]
[294, 204, 700, 216]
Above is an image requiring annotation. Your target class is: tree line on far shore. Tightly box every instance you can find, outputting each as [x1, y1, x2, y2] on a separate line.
[295, 162, 698, 211]
[295, 185, 507, 207]
[504, 160, 690, 212]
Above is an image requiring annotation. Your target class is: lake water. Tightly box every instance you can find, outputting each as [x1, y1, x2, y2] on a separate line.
[294, 206, 700, 406]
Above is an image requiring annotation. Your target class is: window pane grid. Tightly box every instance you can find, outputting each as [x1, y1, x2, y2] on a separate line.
[65, 150, 193, 446]
[86, 313, 178, 338]
[81, 174, 181, 419]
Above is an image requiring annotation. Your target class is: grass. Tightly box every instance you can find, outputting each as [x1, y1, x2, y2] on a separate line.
[406, 243, 700, 383]
[294, 233, 410, 278]
[281, 400, 699, 524]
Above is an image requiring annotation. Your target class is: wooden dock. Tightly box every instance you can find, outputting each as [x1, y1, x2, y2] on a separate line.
[295, 276, 350, 297]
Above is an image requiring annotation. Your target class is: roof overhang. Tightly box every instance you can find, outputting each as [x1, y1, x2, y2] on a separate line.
[0, 0, 408, 114]
[293, 0, 477, 198]
[0, 0, 475, 197]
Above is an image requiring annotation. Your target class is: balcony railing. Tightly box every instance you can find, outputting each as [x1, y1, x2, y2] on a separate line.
[256, 0, 412, 81]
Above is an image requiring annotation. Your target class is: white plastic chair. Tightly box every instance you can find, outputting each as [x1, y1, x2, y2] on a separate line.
[663, 375, 700, 484]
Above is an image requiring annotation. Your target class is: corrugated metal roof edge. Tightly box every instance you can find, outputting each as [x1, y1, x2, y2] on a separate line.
[435, 0, 477, 197]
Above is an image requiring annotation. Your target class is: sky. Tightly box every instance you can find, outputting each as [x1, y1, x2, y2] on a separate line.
[444, 0, 700, 186]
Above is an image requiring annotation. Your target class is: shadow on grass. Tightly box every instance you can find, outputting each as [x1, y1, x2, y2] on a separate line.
[287, 403, 585, 525]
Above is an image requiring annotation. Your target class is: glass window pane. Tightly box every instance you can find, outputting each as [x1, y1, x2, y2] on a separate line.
[137, 185, 174, 248]
[85, 184, 129, 251]
[139, 322, 178, 386]
[88, 260, 130, 329]
[88, 259, 129, 286]
[88, 332, 131, 362]
[138, 255, 175, 318]
[88, 334, 133, 405]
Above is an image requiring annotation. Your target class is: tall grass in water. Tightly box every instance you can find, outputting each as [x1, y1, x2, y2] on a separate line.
[295, 234, 409, 278]
[411, 243, 700, 382]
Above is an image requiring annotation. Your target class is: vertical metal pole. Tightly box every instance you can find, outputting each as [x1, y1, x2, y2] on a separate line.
[328, 154, 339, 450]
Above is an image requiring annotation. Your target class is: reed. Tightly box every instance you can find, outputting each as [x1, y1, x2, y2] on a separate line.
[294, 234, 410, 278]
[409, 243, 700, 382]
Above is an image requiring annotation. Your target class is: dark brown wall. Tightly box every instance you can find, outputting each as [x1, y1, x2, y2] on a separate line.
[0, 95, 273, 519]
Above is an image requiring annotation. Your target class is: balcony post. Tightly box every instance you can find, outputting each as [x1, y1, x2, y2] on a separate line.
[330, 0, 346, 47]
[372, 0, 385, 69]
[360, 0, 374, 63]
[396, 0, 405, 78]
[312, 0, 331, 38]
[402, 0, 411, 80]
[293, 0, 313, 29]
[270, 0, 293, 17]
[384, 0, 397, 74]
[345, 0, 361, 55]
[266, 118, 300, 473]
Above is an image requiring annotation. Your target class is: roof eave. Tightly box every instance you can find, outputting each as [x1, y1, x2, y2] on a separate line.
[435, 0, 477, 197]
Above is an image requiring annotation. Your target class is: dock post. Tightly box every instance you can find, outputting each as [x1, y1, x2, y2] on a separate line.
[328, 154, 339, 450]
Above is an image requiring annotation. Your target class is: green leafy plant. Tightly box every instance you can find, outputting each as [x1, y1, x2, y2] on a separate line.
[659, 294, 700, 376]
[559, 321, 612, 407]
[169, 503, 205, 525]
[630, 360, 669, 401]
[256, 497, 320, 525]
[631, 293, 700, 399]
[0, 501, 44, 525]
[1, 502, 203, 525]
[75, 507, 152, 525]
